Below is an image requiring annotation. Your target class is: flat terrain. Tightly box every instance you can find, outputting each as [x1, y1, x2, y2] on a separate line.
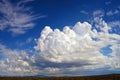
[0, 74, 120, 80]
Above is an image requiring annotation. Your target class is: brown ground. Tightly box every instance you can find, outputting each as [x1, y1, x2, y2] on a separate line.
[0, 74, 120, 80]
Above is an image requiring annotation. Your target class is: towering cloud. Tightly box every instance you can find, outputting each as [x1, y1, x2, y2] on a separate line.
[0, 20, 120, 76]
[35, 21, 120, 74]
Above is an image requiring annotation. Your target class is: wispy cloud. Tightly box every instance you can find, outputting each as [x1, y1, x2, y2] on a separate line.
[105, 1, 111, 5]
[15, 37, 34, 48]
[118, 5, 120, 9]
[108, 21, 120, 27]
[0, 0, 45, 35]
[93, 10, 104, 17]
[80, 10, 88, 14]
[106, 10, 119, 16]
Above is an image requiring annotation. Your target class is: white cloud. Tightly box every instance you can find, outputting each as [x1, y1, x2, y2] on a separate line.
[108, 21, 120, 34]
[35, 20, 120, 75]
[105, 1, 111, 5]
[108, 21, 120, 27]
[106, 10, 119, 16]
[0, 18, 120, 76]
[0, 0, 45, 35]
[15, 37, 34, 48]
[93, 10, 104, 17]
[110, 44, 120, 71]
[0, 44, 39, 76]
[80, 10, 88, 14]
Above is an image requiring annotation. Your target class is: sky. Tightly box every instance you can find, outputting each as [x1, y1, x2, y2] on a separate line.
[0, 0, 120, 76]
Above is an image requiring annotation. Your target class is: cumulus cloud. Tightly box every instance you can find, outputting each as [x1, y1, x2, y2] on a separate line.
[0, 44, 39, 76]
[0, 0, 45, 35]
[108, 21, 120, 34]
[34, 20, 120, 76]
[0, 18, 120, 76]
[110, 44, 120, 70]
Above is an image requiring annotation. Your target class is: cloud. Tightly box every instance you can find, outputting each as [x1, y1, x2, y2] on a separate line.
[93, 10, 104, 17]
[0, 44, 39, 76]
[118, 6, 120, 9]
[0, 0, 45, 35]
[34, 20, 120, 76]
[80, 10, 88, 14]
[106, 10, 119, 16]
[110, 44, 120, 71]
[92, 10, 111, 33]
[108, 21, 120, 34]
[108, 21, 120, 27]
[105, 1, 111, 5]
[0, 19, 120, 76]
[15, 37, 34, 47]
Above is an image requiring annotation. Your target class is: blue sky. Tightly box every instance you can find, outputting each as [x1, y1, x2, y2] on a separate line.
[0, 0, 120, 76]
